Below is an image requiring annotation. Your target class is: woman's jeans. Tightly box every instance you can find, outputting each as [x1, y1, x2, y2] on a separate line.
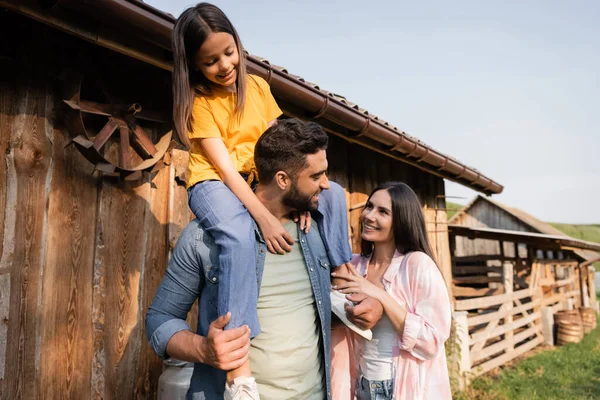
[188, 179, 351, 336]
[356, 375, 393, 400]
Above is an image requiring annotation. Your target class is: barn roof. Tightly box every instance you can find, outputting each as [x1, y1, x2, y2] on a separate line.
[450, 195, 600, 262]
[2, 0, 503, 195]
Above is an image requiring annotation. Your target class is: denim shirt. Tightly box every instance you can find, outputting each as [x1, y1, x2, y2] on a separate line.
[145, 215, 334, 400]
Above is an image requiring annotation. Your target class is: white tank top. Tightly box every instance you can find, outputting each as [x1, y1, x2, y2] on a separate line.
[359, 312, 395, 380]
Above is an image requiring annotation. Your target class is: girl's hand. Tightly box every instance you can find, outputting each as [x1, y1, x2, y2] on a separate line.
[258, 214, 294, 255]
[331, 266, 385, 300]
[292, 211, 312, 233]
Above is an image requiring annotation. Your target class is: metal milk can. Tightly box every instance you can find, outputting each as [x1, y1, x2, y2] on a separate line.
[157, 358, 194, 400]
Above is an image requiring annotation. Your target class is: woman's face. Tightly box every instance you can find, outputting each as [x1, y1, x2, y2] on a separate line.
[360, 189, 394, 244]
[194, 32, 239, 89]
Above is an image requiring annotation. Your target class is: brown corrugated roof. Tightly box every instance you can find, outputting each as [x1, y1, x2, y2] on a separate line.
[5, 0, 503, 194]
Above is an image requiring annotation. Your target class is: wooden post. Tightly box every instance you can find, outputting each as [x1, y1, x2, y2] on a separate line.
[589, 266, 598, 313]
[503, 262, 514, 351]
[579, 267, 590, 308]
[452, 311, 471, 389]
[541, 306, 554, 346]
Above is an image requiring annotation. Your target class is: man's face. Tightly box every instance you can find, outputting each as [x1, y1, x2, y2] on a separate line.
[283, 149, 330, 212]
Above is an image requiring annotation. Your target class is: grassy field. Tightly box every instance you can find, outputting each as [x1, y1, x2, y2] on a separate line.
[446, 201, 463, 220]
[455, 321, 600, 400]
[550, 223, 600, 244]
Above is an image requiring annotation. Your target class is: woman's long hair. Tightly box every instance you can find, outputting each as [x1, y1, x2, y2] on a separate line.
[360, 182, 435, 262]
[172, 3, 248, 148]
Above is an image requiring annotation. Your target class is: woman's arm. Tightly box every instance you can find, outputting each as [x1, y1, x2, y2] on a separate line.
[199, 137, 293, 254]
[332, 254, 451, 360]
[393, 254, 452, 360]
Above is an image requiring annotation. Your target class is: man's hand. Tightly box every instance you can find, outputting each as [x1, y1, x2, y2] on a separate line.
[344, 293, 383, 330]
[200, 312, 251, 371]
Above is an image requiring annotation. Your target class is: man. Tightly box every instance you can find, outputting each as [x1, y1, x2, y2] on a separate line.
[145, 119, 381, 399]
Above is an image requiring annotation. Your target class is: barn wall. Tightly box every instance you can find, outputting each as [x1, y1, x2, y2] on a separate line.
[453, 199, 533, 258]
[0, 13, 192, 399]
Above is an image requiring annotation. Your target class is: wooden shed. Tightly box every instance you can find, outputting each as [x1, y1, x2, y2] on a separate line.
[447, 195, 599, 382]
[0, 1, 502, 398]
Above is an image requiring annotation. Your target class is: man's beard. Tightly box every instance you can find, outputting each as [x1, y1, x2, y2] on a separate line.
[283, 180, 319, 212]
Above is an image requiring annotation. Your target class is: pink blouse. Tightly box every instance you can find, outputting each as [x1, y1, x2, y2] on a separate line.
[331, 251, 452, 399]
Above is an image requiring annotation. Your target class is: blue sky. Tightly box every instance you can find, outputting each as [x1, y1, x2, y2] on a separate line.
[146, 0, 600, 224]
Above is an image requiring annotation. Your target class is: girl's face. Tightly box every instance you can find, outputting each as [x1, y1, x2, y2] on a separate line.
[360, 189, 394, 245]
[194, 32, 239, 89]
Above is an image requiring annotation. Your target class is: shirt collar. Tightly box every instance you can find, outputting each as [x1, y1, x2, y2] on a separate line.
[382, 249, 405, 284]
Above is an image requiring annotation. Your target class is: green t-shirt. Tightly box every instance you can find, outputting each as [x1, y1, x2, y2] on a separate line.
[249, 220, 324, 399]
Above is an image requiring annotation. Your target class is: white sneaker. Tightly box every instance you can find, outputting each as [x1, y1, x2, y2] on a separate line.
[224, 376, 261, 400]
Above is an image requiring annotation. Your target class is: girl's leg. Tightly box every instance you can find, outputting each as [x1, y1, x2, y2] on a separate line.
[318, 181, 353, 265]
[188, 181, 260, 337]
[188, 181, 259, 393]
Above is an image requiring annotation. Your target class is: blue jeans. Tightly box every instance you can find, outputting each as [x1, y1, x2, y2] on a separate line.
[188, 179, 351, 335]
[356, 375, 393, 400]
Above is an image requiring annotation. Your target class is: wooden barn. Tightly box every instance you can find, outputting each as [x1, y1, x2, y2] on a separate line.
[0, 0, 502, 398]
[447, 195, 599, 383]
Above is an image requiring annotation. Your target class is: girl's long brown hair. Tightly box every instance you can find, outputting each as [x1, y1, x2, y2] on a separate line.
[360, 182, 436, 263]
[172, 3, 247, 148]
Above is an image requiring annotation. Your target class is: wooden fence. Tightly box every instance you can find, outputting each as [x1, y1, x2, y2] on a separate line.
[451, 255, 588, 382]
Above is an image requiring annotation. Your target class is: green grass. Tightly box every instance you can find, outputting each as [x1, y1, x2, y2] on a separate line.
[446, 201, 464, 220]
[454, 325, 600, 400]
[551, 223, 600, 269]
[550, 223, 600, 244]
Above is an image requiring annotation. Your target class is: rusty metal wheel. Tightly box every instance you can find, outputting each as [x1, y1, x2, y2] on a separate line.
[62, 70, 175, 180]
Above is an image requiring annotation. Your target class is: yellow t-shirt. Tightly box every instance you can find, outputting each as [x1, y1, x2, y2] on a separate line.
[186, 74, 282, 188]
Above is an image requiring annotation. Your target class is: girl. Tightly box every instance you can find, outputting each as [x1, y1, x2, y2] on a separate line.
[331, 182, 452, 400]
[171, 3, 352, 399]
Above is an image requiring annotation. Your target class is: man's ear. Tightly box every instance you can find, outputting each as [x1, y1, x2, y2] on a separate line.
[275, 170, 291, 190]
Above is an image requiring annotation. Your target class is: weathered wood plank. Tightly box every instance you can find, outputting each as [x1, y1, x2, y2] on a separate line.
[455, 288, 533, 311]
[1, 75, 53, 400]
[471, 324, 542, 364]
[135, 165, 170, 398]
[472, 335, 543, 377]
[0, 76, 12, 270]
[453, 255, 517, 263]
[168, 149, 191, 258]
[453, 266, 503, 275]
[424, 199, 453, 299]
[453, 276, 503, 285]
[0, 273, 10, 382]
[470, 302, 510, 353]
[468, 298, 541, 327]
[470, 311, 541, 345]
[93, 178, 150, 399]
[40, 120, 98, 399]
[347, 144, 376, 253]
[454, 286, 502, 298]
[541, 292, 564, 307]
[0, 69, 15, 396]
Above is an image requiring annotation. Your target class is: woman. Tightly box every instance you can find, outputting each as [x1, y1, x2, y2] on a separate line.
[331, 182, 452, 400]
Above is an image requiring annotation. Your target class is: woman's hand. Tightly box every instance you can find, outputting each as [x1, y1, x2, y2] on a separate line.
[331, 265, 386, 300]
[258, 213, 294, 254]
[292, 211, 312, 233]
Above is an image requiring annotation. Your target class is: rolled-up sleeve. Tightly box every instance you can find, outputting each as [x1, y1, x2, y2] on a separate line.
[398, 253, 451, 361]
[145, 221, 204, 359]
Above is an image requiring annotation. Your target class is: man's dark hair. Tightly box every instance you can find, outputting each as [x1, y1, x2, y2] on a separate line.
[254, 118, 328, 183]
